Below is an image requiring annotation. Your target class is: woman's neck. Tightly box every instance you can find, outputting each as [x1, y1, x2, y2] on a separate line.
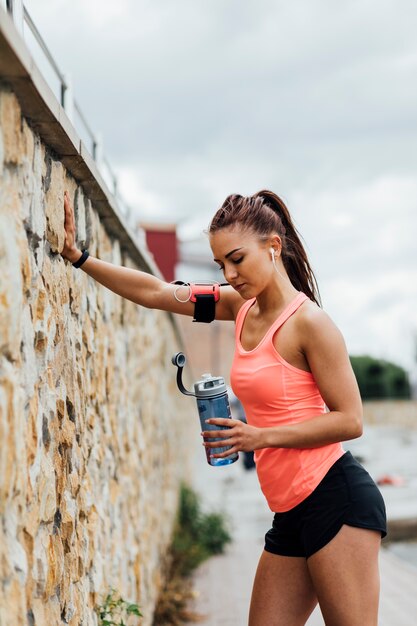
[255, 281, 300, 316]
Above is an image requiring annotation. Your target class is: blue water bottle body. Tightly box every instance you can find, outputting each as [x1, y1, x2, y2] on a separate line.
[196, 390, 239, 467]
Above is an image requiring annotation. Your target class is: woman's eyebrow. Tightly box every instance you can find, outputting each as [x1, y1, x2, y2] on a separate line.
[213, 247, 243, 263]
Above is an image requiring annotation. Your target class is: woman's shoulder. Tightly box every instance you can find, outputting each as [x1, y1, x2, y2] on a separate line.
[297, 297, 340, 333]
[296, 296, 345, 347]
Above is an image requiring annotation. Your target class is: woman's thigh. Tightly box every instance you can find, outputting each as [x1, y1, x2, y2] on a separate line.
[307, 524, 381, 626]
[249, 550, 318, 626]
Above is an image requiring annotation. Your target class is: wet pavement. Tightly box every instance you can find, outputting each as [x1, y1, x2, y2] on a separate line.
[190, 424, 417, 625]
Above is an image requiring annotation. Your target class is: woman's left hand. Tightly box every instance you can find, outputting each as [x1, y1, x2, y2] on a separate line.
[201, 418, 264, 459]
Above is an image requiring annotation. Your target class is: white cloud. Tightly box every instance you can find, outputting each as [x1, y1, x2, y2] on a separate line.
[116, 168, 166, 217]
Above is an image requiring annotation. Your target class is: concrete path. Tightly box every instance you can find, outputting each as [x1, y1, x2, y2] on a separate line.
[192, 537, 417, 625]
[190, 424, 417, 625]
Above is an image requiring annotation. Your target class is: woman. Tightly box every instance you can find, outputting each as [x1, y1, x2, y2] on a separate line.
[62, 189, 386, 625]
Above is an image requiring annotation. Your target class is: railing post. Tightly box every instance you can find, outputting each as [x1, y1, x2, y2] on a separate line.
[8, 0, 24, 34]
[93, 131, 103, 164]
[62, 72, 74, 123]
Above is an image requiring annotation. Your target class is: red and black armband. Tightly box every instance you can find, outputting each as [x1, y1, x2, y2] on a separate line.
[190, 281, 220, 323]
[172, 281, 223, 323]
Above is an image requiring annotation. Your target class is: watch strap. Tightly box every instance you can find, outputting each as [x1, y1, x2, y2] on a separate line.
[72, 250, 89, 268]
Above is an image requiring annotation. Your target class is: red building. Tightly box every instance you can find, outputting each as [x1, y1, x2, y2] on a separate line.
[141, 223, 178, 282]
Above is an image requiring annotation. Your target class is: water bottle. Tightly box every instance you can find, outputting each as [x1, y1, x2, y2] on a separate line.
[172, 352, 239, 467]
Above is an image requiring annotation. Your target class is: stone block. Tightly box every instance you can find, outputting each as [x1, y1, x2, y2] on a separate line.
[38, 455, 56, 522]
[0, 212, 23, 362]
[44, 158, 65, 252]
[45, 534, 64, 599]
[20, 303, 37, 398]
[0, 89, 24, 165]
[20, 138, 46, 273]
[0, 578, 26, 626]
[0, 110, 3, 178]
[74, 186, 87, 247]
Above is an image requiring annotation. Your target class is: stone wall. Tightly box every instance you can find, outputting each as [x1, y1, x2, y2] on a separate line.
[0, 86, 192, 625]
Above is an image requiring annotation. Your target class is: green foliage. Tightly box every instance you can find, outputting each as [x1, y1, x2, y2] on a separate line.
[95, 588, 142, 626]
[350, 355, 411, 400]
[153, 483, 232, 625]
[171, 483, 232, 577]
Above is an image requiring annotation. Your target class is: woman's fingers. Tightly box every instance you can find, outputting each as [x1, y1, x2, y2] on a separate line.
[202, 432, 239, 458]
[64, 191, 75, 234]
[202, 420, 259, 454]
[62, 191, 81, 261]
[210, 446, 239, 459]
[203, 436, 234, 449]
[205, 418, 240, 427]
[202, 429, 233, 439]
[63, 192, 71, 233]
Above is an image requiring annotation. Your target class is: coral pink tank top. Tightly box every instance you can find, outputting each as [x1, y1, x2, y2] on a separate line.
[231, 291, 344, 512]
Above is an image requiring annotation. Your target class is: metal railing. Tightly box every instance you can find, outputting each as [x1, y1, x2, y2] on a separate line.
[3, 0, 134, 225]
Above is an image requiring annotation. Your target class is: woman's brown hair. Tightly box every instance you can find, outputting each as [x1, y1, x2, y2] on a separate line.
[208, 190, 321, 306]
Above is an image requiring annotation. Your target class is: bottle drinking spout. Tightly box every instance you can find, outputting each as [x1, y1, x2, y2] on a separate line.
[171, 352, 194, 396]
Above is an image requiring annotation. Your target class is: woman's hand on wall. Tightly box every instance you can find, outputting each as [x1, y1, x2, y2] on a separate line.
[61, 191, 82, 263]
[202, 418, 265, 459]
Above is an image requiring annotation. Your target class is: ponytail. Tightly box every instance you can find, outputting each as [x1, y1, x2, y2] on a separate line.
[209, 190, 321, 306]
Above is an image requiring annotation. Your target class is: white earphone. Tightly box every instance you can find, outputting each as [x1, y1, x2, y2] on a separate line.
[270, 246, 289, 282]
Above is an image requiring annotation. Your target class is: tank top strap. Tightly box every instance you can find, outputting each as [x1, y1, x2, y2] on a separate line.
[235, 298, 256, 337]
[266, 291, 308, 338]
[235, 292, 308, 341]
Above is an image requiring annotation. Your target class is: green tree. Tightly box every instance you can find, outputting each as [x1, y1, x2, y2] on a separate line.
[350, 355, 411, 400]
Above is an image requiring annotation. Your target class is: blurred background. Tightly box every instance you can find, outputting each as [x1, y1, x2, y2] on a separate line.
[23, 0, 417, 390]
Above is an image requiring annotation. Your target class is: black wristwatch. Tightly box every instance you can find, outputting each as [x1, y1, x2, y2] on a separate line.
[72, 249, 89, 268]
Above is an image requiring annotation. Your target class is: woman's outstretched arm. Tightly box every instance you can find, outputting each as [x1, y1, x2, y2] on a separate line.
[61, 191, 241, 320]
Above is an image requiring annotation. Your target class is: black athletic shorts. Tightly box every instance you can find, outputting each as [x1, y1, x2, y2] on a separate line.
[264, 451, 387, 559]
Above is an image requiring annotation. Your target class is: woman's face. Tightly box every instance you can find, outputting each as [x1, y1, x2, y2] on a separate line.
[210, 226, 276, 298]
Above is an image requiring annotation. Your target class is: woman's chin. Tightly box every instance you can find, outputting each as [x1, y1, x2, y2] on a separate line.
[235, 285, 253, 300]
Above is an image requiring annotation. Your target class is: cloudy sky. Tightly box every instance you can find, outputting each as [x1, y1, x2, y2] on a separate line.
[25, 0, 417, 377]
